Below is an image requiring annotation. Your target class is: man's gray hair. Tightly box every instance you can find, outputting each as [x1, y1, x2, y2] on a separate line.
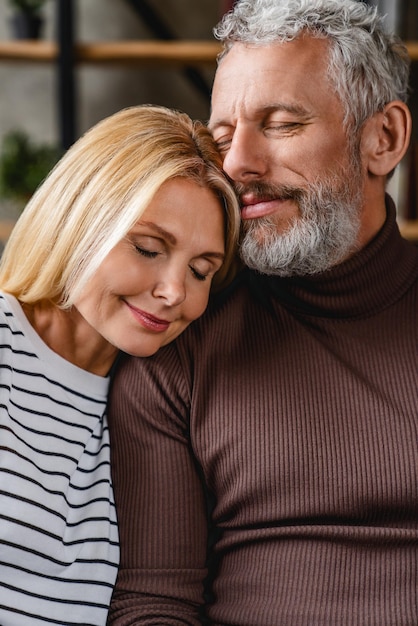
[214, 0, 410, 131]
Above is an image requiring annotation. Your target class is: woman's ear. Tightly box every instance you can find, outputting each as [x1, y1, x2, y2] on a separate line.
[361, 101, 412, 176]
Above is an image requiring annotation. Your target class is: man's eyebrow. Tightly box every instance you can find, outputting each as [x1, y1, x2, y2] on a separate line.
[260, 102, 311, 117]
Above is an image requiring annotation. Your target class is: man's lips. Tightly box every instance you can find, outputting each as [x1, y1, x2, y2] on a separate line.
[125, 302, 171, 332]
[240, 196, 286, 220]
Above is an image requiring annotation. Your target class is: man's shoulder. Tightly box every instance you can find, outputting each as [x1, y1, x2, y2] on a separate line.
[207, 267, 253, 314]
[189, 267, 268, 334]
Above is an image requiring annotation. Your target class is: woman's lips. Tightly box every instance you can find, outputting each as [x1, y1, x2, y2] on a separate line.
[126, 302, 171, 332]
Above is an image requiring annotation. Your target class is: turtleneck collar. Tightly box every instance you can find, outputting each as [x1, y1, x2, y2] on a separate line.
[248, 197, 418, 319]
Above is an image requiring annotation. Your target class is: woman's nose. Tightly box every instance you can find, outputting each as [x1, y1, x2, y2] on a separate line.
[152, 273, 186, 307]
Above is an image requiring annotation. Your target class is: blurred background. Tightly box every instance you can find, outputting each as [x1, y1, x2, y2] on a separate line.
[0, 0, 227, 227]
[0, 0, 223, 143]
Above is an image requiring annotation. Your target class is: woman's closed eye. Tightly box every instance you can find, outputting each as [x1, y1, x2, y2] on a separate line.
[135, 247, 214, 282]
[190, 266, 208, 282]
[190, 256, 223, 282]
[135, 245, 158, 258]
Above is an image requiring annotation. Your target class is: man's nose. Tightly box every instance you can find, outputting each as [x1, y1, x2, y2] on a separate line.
[222, 127, 268, 183]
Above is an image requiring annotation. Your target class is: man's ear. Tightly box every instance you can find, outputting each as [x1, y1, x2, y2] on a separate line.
[361, 101, 412, 176]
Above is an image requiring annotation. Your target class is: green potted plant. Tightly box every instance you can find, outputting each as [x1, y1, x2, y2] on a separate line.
[0, 130, 60, 207]
[8, 0, 49, 39]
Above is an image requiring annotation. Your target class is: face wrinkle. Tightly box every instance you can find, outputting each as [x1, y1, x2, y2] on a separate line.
[238, 134, 364, 276]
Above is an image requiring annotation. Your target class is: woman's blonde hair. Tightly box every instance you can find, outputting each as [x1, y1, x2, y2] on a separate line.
[0, 105, 240, 307]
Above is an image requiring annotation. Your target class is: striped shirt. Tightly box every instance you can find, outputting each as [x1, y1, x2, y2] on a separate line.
[0, 292, 119, 625]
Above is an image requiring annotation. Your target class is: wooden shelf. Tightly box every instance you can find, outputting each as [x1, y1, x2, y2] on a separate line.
[0, 40, 55, 61]
[406, 41, 418, 60]
[77, 41, 222, 64]
[0, 39, 416, 64]
[0, 40, 222, 65]
[398, 219, 418, 241]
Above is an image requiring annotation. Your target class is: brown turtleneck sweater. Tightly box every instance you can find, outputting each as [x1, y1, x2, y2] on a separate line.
[108, 201, 418, 625]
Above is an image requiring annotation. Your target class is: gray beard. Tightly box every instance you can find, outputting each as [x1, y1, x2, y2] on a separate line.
[239, 172, 363, 277]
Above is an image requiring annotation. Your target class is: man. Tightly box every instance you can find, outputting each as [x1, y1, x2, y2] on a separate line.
[108, 1, 418, 624]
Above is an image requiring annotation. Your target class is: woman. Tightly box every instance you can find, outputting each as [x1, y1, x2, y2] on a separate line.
[0, 104, 240, 625]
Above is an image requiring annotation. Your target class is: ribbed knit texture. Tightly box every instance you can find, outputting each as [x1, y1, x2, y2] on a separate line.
[108, 200, 418, 626]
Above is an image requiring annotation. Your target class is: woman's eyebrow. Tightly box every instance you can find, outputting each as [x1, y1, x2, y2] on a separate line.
[135, 221, 177, 245]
